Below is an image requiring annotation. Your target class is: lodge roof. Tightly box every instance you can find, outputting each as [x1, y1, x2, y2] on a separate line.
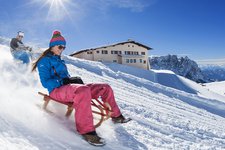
[70, 40, 153, 56]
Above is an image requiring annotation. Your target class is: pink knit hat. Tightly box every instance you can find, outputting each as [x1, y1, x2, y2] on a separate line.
[49, 31, 66, 47]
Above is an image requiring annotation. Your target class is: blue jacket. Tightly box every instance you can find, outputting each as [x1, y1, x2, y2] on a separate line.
[37, 54, 70, 93]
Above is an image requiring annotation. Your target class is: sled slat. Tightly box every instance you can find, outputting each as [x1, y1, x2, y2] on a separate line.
[65, 106, 74, 117]
[38, 92, 112, 128]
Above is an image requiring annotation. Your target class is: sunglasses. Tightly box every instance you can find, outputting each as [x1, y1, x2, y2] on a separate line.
[18, 36, 24, 38]
[58, 45, 66, 50]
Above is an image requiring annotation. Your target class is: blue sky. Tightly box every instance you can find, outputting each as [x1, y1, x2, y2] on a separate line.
[0, 0, 224, 60]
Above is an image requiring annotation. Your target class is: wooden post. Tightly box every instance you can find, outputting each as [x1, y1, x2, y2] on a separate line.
[65, 106, 73, 117]
[43, 96, 51, 110]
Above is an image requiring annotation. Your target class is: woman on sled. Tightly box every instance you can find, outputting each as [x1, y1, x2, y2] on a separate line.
[32, 30, 130, 146]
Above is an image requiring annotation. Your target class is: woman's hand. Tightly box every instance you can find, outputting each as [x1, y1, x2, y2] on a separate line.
[62, 77, 84, 85]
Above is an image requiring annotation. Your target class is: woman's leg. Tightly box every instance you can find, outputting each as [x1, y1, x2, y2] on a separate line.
[50, 84, 95, 134]
[86, 83, 121, 118]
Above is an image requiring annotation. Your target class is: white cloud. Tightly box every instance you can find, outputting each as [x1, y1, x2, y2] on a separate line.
[196, 58, 225, 66]
[82, 0, 154, 13]
[32, 0, 153, 22]
[103, 0, 149, 12]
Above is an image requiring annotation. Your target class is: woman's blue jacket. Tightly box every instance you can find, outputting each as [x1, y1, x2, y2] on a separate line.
[37, 54, 70, 93]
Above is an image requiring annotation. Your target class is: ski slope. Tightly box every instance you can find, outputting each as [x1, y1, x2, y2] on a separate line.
[1, 44, 225, 150]
[204, 81, 225, 96]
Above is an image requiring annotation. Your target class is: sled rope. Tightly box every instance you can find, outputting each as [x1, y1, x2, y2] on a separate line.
[38, 92, 112, 128]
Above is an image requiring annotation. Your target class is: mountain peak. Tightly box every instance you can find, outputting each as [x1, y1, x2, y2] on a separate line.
[150, 54, 206, 83]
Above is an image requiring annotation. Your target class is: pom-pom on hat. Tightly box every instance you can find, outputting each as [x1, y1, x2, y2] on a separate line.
[49, 30, 66, 48]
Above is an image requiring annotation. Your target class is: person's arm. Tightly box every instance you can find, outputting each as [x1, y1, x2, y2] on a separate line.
[37, 58, 63, 90]
[17, 41, 29, 51]
[10, 38, 19, 50]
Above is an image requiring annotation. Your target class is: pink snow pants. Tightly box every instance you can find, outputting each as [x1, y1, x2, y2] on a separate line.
[49, 83, 121, 134]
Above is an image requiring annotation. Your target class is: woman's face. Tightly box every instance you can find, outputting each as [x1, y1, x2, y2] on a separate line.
[51, 45, 66, 56]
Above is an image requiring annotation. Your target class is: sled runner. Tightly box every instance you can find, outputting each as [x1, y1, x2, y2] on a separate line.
[38, 92, 112, 128]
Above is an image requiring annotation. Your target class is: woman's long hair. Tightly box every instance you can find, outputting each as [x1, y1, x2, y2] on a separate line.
[31, 48, 52, 72]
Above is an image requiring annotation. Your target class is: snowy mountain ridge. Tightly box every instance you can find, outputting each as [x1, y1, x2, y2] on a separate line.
[1, 43, 225, 149]
[150, 55, 225, 82]
[197, 59, 225, 82]
[150, 55, 206, 83]
[201, 66, 225, 82]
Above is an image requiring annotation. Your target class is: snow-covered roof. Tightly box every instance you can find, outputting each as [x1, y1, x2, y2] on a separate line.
[70, 40, 152, 56]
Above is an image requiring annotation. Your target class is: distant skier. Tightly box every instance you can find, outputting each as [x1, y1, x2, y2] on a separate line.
[32, 30, 130, 146]
[10, 31, 32, 64]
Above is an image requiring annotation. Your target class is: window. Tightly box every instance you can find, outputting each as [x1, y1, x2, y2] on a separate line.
[102, 50, 108, 54]
[141, 52, 145, 55]
[113, 60, 117, 62]
[87, 51, 92, 54]
[140, 59, 142, 63]
[96, 51, 99, 53]
[111, 51, 119, 54]
[126, 59, 136, 63]
[125, 51, 139, 55]
[143, 60, 146, 64]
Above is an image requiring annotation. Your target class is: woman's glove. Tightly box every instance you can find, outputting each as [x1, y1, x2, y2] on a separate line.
[62, 77, 71, 85]
[62, 77, 84, 85]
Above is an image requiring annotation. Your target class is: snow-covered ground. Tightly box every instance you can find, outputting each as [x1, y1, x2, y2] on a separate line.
[1, 43, 225, 150]
[204, 81, 225, 96]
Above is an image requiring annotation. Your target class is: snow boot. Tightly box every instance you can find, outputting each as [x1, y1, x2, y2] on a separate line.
[112, 114, 132, 124]
[82, 131, 105, 146]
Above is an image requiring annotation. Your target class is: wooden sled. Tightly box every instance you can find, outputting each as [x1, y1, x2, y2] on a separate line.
[38, 92, 112, 128]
